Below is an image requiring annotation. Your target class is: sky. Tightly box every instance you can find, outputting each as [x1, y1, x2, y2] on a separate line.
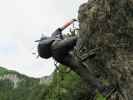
[0, 0, 88, 78]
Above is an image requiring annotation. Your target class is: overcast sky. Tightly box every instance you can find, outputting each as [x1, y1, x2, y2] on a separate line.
[0, 0, 87, 78]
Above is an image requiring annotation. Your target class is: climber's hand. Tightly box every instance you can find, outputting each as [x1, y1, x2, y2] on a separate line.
[72, 18, 77, 21]
[60, 19, 77, 30]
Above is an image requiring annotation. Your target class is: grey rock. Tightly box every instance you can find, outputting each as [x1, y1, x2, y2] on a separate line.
[74, 0, 133, 99]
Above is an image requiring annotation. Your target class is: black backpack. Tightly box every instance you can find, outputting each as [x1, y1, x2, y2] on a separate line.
[38, 38, 54, 58]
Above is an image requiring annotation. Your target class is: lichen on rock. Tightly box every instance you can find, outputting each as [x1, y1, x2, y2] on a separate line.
[75, 0, 133, 99]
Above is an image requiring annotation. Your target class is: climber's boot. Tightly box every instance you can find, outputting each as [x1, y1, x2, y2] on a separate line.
[99, 85, 116, 98]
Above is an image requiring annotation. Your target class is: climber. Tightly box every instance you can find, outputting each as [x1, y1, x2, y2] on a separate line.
[36, 19, 114, 96]
[37, 19, 77, 60]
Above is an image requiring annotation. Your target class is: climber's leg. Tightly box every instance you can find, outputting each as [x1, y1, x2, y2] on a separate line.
[60, 53, 115, 96]
[60, 54, 104, 90]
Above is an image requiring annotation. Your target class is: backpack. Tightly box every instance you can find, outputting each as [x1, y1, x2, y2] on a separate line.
[38, 38, 54, 58]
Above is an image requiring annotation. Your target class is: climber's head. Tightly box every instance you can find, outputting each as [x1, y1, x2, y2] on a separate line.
[36, 35, 54, 59]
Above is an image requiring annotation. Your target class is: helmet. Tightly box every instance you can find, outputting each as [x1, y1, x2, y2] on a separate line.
[37, 37, 54, 59]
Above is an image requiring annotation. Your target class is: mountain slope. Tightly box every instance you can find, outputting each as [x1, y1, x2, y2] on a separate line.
[0, 66, 94, 100]
[0, 67, 48, 100]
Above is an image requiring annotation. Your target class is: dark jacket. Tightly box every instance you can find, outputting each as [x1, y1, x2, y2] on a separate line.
[38, 28, 63, 59]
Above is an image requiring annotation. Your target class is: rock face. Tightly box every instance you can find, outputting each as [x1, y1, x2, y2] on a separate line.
[75, 0, 133, 99]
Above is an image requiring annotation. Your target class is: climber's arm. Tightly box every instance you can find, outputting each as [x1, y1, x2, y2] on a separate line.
[51, 28, 63, 39]
[51, 19, 77, 38]
[60, 19, 77, 31]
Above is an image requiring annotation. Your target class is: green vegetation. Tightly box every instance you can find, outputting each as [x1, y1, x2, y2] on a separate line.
[43, 65, 88, 100]
[0, 67, 11, 76]
[96, 92, 106, 100]
[0, 66, 106, 100]
[0, 66, 46, 100]
[28, 65, 90, 100]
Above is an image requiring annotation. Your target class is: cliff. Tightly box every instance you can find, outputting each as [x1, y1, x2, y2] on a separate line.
[74, 0, 133, 99]
[0, 67, 49, 100]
